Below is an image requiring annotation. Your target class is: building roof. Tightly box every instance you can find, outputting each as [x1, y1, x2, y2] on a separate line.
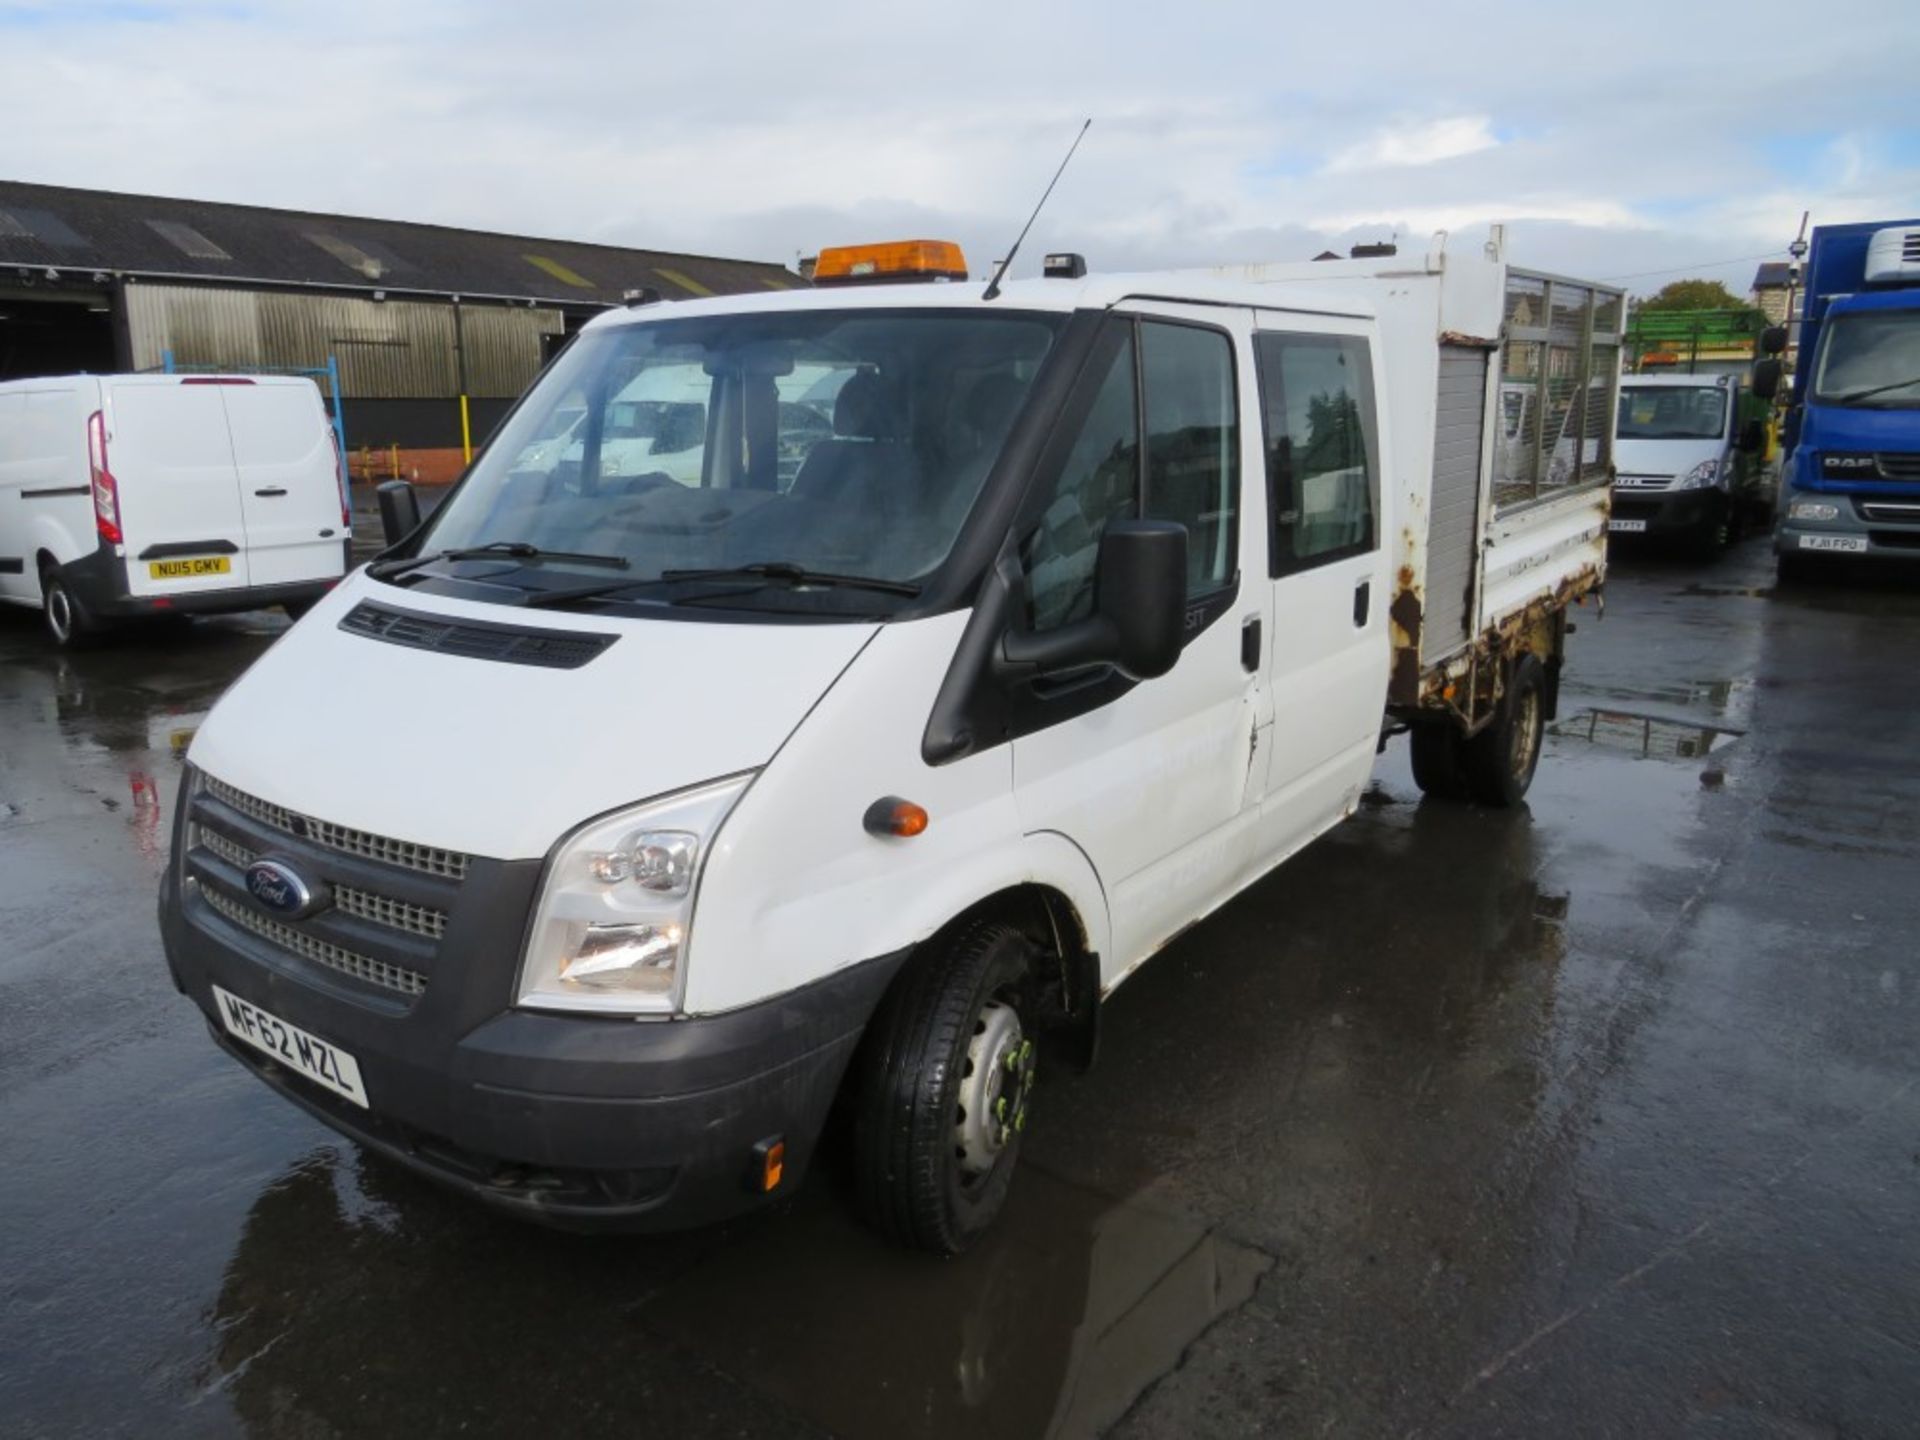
[1752, 261, 1792, 290]
[0, 179, 800, 307]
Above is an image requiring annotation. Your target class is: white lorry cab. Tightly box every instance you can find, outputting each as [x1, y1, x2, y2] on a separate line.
[1610, 371, 1767, 553]
[0, 372, 350, 644]
[159, 233, 1623, 1252]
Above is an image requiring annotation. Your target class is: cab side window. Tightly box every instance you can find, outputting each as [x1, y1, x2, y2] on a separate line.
[1022, 319, 1240, 631]
[1256, 333, 1378, 575]
[1021, 331, 1139, 631]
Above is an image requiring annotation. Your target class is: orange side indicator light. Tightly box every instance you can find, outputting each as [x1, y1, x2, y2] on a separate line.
[864, 797, 930, 838]
[813, 240, 969, 286]
[751, 1136, 786, 1193]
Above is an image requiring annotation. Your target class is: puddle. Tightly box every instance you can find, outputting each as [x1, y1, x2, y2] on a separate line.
[1550, 707, 1741, 763]
[635, 1168, 1271, 1440]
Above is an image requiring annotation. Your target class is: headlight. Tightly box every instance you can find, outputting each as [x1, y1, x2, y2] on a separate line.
[1788, 500, 1841, 522]
[1676, 458, 1722, 490]
[517, 773, 753, 1014]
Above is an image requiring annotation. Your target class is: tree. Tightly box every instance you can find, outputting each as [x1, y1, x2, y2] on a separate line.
[1635, 278, 1744, 312]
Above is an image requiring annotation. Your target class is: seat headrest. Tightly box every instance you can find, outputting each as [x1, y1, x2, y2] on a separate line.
[834, 370, 902, 440]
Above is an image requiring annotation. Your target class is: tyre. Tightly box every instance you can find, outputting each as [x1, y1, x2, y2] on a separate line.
[1692, 497, 1733, 559]
[1463, 653, 1546, 808]
[1776, 552, 1817, 586]
[852, 920, 1039, 1255]
[41, 569, 95, 648]
[1409, 723, 1471, 800]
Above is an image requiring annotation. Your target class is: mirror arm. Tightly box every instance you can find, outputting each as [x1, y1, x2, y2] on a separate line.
[998, 615, 1118, 675]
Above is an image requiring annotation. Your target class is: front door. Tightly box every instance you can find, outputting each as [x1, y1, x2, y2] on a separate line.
[1249, 320, 1392, 866]
[1010, 307, 1269, 982]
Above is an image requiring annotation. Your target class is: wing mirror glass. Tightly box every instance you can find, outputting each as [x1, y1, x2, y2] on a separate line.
[1750, 357, 1784, 402]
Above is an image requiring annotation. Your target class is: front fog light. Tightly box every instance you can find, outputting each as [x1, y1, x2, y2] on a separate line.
[518, 773, 753, 1015]
[560, 922, 684, 990]
[1789, 501, 1840, 522]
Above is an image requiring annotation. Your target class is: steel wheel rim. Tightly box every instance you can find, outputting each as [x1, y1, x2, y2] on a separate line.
[954, 996, 1034, 1179]
[46, 585, 71, 643]
[1511, 685, 1541, 781]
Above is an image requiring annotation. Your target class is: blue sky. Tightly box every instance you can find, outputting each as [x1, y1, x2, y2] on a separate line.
[2, 0, 1917, 294]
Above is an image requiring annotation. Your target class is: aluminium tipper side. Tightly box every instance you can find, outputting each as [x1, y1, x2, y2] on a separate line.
[1207, 230, 1623, 707]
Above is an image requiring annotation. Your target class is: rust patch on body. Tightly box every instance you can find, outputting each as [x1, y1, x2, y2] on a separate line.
[1388, 579, 1424, 708]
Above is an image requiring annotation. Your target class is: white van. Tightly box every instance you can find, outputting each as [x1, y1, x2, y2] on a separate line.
[0, 373, 350, 644]
[1609, 371, 1765, 553]
[159, 236, 1619, 1253]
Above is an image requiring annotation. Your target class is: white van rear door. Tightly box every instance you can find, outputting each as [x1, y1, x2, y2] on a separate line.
[111, 381, 252, 598]
[226, 382, 346, 587]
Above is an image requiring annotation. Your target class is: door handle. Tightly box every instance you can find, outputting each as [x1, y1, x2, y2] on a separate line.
[254, 487, 288, 498]
[1353, 580, 1371, 628]
[1241, 614, 1262, 672]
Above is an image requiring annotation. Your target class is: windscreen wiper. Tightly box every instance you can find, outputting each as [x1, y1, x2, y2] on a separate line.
[520, 562, 922, 610]
[1827, 375, 1920, 404]
[368, 541, 630, 582]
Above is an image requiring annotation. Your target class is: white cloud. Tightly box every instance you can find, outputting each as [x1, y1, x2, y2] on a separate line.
[1, 0, 1918, 294]
[1324, 116, 1500, 174]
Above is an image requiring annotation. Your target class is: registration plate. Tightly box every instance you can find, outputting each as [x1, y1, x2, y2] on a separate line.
[1800, 535, 1867, 553]
[212, 984, 368, 1108]
[1608, 519, 1648, 534]
[150, 556, 231, 580]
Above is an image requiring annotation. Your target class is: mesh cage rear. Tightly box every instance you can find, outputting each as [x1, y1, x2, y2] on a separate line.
[1493, 272, 1626, 509]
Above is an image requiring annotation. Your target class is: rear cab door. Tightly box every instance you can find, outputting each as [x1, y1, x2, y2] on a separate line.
[1250, 313, 1392, 862]
[108, 378, 252, 598]
[224, 379, 348, 586]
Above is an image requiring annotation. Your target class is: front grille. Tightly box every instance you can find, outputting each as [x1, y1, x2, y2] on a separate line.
[340, 601, 618, 670]
[1855, 498, 1920, 524]
[1869, 530, 1920, 551]
[200, 884, 427, 998]
[1877, 453, 1920, 481]
[195, 825, 448, 940]
[1614, 474, 1669, 490]
[202, 774, 468, 881]
[1610, 495, 1662, 519]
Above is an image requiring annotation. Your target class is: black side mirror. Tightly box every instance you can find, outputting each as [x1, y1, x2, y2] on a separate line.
[377, 480, 423, 548]
[1738, 419, 1766, 453]
[1760, 325, 1789, 356]
[1750, 357, 1784, 402]
[1001, 520, 1188, 681]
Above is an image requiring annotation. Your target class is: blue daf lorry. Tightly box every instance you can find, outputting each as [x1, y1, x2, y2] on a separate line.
[1774, 218, 1920, 578]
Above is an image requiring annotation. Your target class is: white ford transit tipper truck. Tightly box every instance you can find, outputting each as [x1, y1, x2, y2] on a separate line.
[159, 232, 1622, 1252]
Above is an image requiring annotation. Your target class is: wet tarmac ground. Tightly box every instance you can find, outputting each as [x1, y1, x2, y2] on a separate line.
[3, 536, 1918, 1439]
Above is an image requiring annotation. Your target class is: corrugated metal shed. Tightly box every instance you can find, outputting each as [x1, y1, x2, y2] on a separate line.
[124, 285, 562, 397]
[0, 179, 800, 304]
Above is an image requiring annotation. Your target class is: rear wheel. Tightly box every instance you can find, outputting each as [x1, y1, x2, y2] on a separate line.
[1409, 724, 1471, 800]
[41, 569, 95, 648]
[852, 921, 1038, 1255]
[1463, 654, 1546, 808]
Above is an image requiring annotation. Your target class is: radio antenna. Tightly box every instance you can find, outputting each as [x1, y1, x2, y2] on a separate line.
[982, 118, 1091, 301]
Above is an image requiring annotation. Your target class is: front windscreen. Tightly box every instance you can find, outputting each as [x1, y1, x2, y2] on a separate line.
[1616, 386, 1728, 441]
[1813, 312, 1920, 408]
[418, 308, 1063, 603]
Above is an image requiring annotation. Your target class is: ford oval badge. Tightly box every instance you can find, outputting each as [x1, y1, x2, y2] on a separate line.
[245, 858, 324, 918]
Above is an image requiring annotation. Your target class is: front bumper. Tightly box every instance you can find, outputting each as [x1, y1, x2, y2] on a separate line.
[159, 780, 907, 1231]
[1775, 492, 1920, 562]
[1609, 487, 1725, 537]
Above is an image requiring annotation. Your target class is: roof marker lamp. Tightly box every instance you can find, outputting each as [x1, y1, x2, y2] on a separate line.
[518, 774, 752, 1015]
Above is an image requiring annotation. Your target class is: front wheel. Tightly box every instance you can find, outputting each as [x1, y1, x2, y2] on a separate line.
[852, 921, 1038, 1255]
[1463, 654, 1546, 808]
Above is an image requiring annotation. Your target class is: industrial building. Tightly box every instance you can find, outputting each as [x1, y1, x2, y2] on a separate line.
[0, 180, 801, 480]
